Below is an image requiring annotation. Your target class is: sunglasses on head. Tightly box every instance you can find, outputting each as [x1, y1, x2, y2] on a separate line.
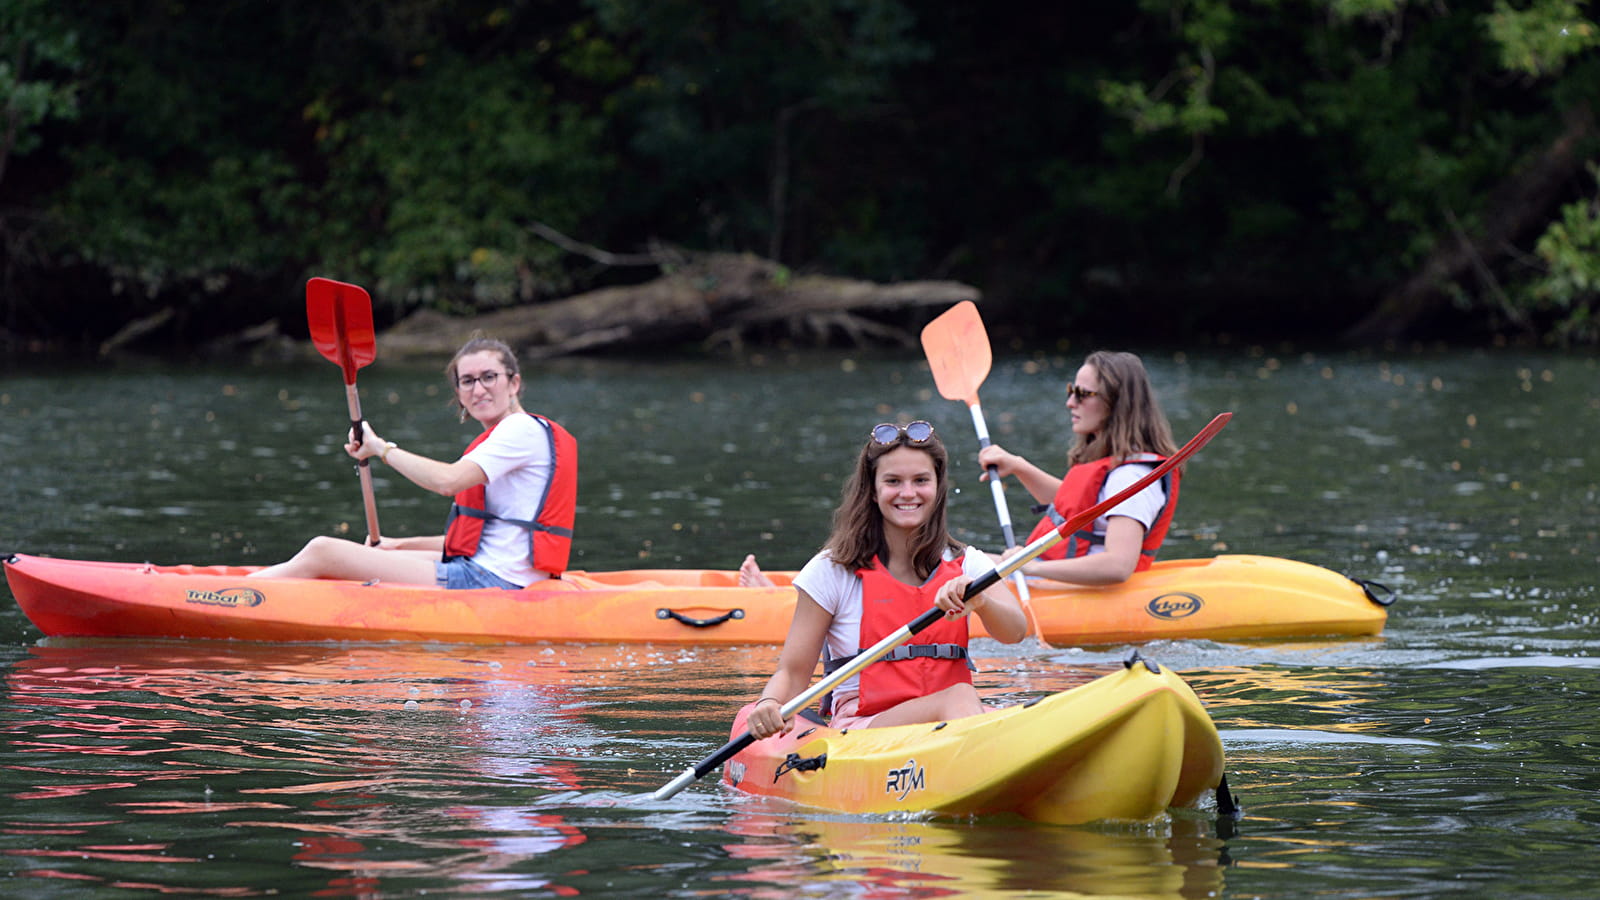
[871, 420, 935, 445]
[1066, 384, 1100, 402]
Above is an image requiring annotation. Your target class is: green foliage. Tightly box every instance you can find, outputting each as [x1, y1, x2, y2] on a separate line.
[1326, 0, 1404, 17]
[317, 51, 615, 311]
[1098, 0, 1232, 140]
[587, 0, 930, 263]
[33, 1, 326, 308]
[1484, 2, 1600, 343]
[1487, 0, 1600, 75]
[1084, 0, 1600, 336]
[1521, 163, 1600, 343]
[6, 0, 1600, 348]
[55, 148, 309, 293]
[0, 0, 82, 169]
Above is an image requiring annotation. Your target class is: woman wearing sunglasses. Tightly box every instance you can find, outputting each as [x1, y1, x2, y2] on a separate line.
[742, 421, 1027, 740]
[978, 350, 1178, 585]
[250, 334, 577, 589]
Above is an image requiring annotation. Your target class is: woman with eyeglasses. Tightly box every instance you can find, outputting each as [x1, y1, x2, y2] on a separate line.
[977, 350, 1178, 586]
[249, 335, 577, 589]
[741, 421, 1027, 740]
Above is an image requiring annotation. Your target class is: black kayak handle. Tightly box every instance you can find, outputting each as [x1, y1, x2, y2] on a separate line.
[1351, 578, 1397, 607]
[656, 608, 745, 627]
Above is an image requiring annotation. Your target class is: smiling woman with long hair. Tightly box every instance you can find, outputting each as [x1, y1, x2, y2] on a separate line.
[740, 420, 1026, 742]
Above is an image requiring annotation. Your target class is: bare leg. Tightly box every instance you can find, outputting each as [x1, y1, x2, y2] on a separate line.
[248, 536, 439, 585]
[738, 553, 775, 587]
[869, 683, 986, 728]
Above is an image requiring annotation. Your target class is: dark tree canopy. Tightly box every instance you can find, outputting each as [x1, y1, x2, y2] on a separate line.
[2, 0, 1597, 355]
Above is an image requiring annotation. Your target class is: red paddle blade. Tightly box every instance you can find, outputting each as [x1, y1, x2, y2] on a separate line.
[920, 300, 992, 404]
[306, 277, 376, 385]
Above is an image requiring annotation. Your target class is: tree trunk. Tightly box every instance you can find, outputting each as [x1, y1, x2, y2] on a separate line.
[1343, 102, 1596, 344]
[379, 252, 980, 359]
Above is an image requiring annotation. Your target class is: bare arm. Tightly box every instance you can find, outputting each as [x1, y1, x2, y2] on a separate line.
[1015, 515, 1147, 585]
[349, 422, 488, 496]
[934, 571, 1028, 643]
[746, 589, 832, 737]
[977, 444, 1062, 506]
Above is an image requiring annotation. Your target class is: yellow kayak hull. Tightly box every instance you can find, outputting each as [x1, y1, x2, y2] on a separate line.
[721, 661, 1226, 825]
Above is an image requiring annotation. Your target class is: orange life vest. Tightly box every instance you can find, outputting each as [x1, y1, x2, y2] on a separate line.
[442, 414, 578, 576]
[1023, 454, 1179, 568]
[851, 555, 973, 716]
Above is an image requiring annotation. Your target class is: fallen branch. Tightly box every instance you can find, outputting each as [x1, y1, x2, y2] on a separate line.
[99, 307, 175, 357]
[380, 251, 980, 359]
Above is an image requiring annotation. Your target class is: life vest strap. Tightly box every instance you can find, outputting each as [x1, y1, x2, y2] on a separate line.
[885, 643, 969, 662]
[448, 503, 574, 539]
[823, 643, 974, 673]
[1033, 465, 1169, 559]
[817, 643, 977, 717]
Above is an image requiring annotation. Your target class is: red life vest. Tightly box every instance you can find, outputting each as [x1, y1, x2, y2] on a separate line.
[442, 413, 578, 576]
[852, 555, 973, 717]
[1023, 454, 1179, 568]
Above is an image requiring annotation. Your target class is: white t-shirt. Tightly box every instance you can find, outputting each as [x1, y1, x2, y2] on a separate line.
[792, 546, 997, 697]
[460, 413, 556, 586]
[1083, 463, 1166, 553]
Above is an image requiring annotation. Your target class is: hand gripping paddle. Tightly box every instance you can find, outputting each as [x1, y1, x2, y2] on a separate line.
[306, 276, 382, 545]
[921, 301, 1038, 633]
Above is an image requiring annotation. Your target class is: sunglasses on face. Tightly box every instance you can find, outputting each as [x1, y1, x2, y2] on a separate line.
[871, 420, 935, 445]
[457, 371, 506, 391]
[1066, 384, 1100, 402]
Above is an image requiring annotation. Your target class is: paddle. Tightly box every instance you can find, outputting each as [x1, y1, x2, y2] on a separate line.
[920, 301, 1037, 629]
[651, 411, 1232, 802]
[306, 277, 382, 545]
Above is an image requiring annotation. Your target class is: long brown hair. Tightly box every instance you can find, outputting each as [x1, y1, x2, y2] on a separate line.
[824, 425, 963, 579]
[1069, 350, 1177, 466]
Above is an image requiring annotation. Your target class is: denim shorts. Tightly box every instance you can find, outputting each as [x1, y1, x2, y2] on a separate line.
[435, 557, 524, 590]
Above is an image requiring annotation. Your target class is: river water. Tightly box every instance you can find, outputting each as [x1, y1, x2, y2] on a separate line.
[1, 344, 1596, 898]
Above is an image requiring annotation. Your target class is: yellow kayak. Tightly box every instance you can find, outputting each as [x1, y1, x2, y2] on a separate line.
[721, 657, 1232, 825]
[987, 553, 1393, 643]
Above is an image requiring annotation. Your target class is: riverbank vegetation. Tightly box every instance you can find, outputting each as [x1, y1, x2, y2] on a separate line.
[2, 0, 1597, 356]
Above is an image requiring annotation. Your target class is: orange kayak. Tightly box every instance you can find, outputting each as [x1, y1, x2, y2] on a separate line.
[4, 552, 1390, 646]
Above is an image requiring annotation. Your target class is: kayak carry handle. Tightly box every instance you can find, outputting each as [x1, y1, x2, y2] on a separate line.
[1351, 577, 1396, 607]
[657, 608, 745, 627]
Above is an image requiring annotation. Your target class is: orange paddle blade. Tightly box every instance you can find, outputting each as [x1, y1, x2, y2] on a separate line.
[920, 300, 991, 404]
[306, 277, 376, 385]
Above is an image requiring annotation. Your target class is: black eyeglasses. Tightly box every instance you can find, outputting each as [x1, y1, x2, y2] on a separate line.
[1066, 384, 1100, 402]
[457, 371, 506, 390]
[871, 421, 935, 445]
